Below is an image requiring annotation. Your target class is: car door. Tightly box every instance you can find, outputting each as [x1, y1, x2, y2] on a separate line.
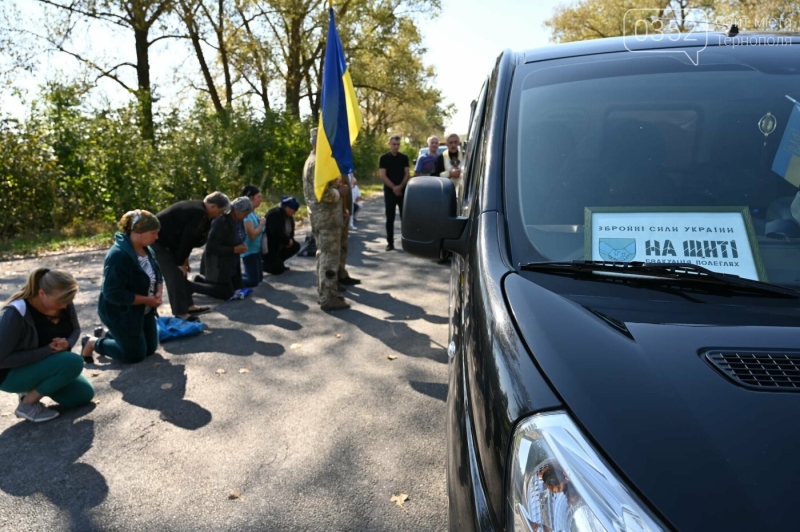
[449, 78, 488, 363]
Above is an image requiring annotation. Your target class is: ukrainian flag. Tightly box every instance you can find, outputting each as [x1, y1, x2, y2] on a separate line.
[314, 5, 362, 201]
[772, 103, 800, 187]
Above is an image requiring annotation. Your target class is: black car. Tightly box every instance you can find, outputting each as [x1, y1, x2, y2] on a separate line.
[402, 32, 800, 531]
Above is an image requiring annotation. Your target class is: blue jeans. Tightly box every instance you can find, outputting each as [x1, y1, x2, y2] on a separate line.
[242, 253, 263, 287]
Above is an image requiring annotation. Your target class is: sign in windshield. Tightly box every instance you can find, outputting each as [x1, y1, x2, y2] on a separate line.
[587, 208, 765, 280]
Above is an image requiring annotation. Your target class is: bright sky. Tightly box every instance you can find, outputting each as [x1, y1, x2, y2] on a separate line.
[420, 0, 567, 133]
[2, 0, 569, 132]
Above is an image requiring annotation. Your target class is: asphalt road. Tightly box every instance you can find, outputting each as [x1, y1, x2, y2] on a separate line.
[0, 197, 450, 532]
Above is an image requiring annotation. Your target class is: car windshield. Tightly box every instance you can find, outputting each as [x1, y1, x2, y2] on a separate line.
[507, 45, 800, 288]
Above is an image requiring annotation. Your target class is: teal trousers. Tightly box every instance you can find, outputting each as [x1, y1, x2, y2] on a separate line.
[0, 351, 94, 408]
[95, 311, 158, 364]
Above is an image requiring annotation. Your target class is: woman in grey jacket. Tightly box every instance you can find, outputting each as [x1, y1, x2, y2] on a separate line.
[0, 268, 94, 423]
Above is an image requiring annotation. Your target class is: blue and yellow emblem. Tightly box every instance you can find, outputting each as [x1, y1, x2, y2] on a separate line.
[773, 102, 800, 187]
[598, 238, 637, 262]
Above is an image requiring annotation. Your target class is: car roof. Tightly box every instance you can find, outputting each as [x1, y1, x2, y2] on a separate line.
[521, 31, 800, 64]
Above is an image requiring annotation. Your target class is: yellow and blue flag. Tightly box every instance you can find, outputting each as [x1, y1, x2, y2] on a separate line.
[314, 6, 362, 201]
[772, 103, 800, 187]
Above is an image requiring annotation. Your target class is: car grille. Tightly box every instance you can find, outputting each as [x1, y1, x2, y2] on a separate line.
[705, 351, 800, 391]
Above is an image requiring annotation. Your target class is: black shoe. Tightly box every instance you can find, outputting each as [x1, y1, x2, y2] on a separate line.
[80, 335, 94, 364]
[339, 277, 361, 285]
[188, 306, 211, 315]
[385, 243, 395, 251]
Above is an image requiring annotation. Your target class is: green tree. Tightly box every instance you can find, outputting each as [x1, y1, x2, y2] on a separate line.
[545, 0, 716, 43]
[23, 0, 176, 140]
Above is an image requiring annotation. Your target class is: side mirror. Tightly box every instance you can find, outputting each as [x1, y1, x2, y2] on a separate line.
[401, 177, 469, 259]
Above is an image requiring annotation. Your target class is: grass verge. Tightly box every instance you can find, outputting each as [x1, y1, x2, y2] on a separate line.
[0, 223, 115, 261]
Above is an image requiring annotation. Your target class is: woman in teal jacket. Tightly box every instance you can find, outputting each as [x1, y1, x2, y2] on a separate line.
[81, 210, 163, 364]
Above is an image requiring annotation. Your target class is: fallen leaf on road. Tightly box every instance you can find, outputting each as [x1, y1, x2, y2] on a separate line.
[335, 333, 342, 338]
[151, 362, 161, 368]
[0, 413, 9, 417]
[90, 370, 101, 377]
[216, 368, 227, 375]
[160, 383, 173, 390]
[387, 355, 398, 361]
[391, 493, 409, 510]
[239, 368, 250, 374]
[228, 490, 242, 500]
[290, 343, 302, 350]
[94, 400, 101, 405]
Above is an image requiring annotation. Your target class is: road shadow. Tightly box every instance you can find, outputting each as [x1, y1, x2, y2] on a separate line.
[346, 286, 448, 325]
[409, 380, 448, 402]
[162, 327, 286, 358]
[0, 417, 107, 531]
[339, 225, 387, 270]
[266, 284, 311, 312]
[214, 298, 302, 330]
[332, 309, 447, 364]
[265, 269, 317, 291]
[109, 354, 211, 430]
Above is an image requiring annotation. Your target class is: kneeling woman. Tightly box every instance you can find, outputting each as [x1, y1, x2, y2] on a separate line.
[82, 210, 163, 364]
[190, 196, 251, 300]
[0, 269, 94, 423]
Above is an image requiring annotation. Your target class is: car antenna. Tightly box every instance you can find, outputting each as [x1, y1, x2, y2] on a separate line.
[727, 24, 739, 37]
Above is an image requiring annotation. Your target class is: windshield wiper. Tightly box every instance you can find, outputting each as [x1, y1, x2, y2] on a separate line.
[519, 260, 800, 299]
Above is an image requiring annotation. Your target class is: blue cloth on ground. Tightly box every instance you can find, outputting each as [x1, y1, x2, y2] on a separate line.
[156, 316, 205, 342]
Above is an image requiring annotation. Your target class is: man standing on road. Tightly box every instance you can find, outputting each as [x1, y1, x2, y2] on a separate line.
[302, 128, 352, 311]
[152, 192, 230, 321]
[379, 135, 410, 251]
[414, 135, 440, 176]
[434, 133, 463, 191]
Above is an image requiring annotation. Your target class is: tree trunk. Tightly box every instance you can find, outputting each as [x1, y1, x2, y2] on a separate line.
[217, 0, 233, 109]
[181, 1, 226, 119]
[284, 14, 303, 118]
[133, 26, 155, 141]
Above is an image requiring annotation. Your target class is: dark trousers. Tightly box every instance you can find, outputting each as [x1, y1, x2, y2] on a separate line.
[384, 189, 404, 243]
[152, 242, 194, 316]
[190, 273, 243, 301]
[242, 254, 263, 287]
[95, 311, 159, 364]
[263, 241, 301, 274]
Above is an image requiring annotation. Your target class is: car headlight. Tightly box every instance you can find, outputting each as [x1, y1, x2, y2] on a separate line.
[508, 411, 665, 532]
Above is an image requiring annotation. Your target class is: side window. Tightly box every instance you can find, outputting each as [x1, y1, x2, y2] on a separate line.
[461, 79, 489, 212]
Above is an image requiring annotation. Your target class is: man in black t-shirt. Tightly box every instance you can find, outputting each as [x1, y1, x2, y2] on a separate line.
[378, 135, 410, 250]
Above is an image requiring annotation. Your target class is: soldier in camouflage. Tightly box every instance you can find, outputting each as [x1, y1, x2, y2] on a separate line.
[302, 128, 356, 311]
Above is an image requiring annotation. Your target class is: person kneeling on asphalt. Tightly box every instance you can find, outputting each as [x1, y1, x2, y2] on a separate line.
[263, 196, 301, 275]
[241, 185, 267, 287]
[152, 191, 230, 320]
[0, 268, 94, 423]
[190, 196, 251, 301]
[82, 210, 163, 365]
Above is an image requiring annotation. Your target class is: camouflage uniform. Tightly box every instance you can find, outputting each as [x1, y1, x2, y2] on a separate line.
[302, 151, 344, 305]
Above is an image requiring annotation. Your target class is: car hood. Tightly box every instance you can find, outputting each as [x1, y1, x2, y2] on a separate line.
[504, 273, 800, 532]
